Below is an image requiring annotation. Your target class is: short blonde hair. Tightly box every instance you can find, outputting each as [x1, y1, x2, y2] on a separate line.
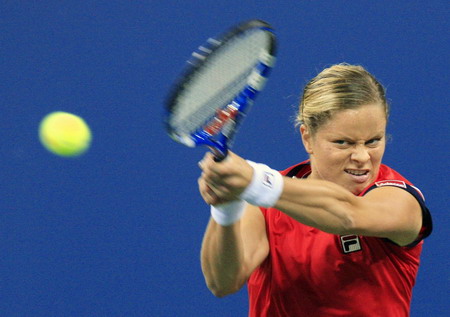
[296, 63, 389, 134]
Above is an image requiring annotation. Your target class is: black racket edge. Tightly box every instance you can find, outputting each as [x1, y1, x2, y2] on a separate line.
[163, 19, 277, 138]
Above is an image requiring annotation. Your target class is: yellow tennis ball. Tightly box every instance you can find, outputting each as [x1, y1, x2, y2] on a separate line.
[39, 111, 92, 157]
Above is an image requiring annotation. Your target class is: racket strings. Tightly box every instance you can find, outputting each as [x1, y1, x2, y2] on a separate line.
[175, 70, 249, 135]
[170, 30, 270, 135]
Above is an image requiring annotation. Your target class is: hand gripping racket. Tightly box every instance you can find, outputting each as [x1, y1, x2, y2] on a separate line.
[164, 19, 276, 161]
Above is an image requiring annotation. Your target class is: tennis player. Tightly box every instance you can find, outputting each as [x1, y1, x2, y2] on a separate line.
[198, 64, 432, 316]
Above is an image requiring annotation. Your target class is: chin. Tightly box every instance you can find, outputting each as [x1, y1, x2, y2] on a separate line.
[356, 184, 371, 195]
[346, 184, 366, 195]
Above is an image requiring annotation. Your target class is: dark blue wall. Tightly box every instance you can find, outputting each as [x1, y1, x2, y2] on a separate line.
[1, 1, 448, 316]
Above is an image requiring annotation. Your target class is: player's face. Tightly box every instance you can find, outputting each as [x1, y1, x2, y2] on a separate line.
[301, 104, 387, 195]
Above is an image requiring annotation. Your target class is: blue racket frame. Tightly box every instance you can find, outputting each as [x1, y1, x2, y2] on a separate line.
[191, 59, 274, 159]
[165, 20, 276, 161]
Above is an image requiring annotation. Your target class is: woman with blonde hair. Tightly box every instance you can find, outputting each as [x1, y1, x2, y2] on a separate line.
[198, 63, 432, 316]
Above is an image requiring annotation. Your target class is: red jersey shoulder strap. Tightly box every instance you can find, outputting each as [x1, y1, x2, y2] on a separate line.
[282, 160, 311, 178]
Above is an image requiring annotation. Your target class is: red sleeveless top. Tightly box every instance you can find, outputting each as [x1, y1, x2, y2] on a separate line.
[247, 162, 432, 317]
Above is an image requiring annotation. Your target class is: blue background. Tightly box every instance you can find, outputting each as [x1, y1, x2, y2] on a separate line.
[1, 1, 449, 316]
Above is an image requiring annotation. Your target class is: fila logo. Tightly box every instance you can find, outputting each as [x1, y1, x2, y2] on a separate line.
[340, 235, 362, 254]
[263, 172, 274, 188]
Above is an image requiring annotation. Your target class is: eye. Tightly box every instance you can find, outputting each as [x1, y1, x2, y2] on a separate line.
[365, 138, 382, 146]
[333, 140, 351, 146]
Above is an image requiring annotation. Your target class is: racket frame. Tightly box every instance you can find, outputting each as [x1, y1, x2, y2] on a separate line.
[165, 19, 276, 160]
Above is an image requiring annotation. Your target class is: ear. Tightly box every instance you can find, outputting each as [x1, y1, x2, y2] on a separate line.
[300, 124, 314, 154]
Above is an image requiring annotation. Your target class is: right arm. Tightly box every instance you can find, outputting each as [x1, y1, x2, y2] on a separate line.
[198, 152, 269, 297]
[199, 185, 269, 297]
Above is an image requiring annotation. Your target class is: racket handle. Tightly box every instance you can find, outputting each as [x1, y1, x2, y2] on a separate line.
[209, 147, 228, 162]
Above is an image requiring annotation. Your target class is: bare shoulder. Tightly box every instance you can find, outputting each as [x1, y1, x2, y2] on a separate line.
[363, 185, 422, 214]
[359, 186, 423, 246]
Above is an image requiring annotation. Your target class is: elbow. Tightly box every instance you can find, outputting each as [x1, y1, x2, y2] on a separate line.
[330, 197, 359, 235]
[207, 283, 241, 298]
[202, 261, 247, 298]
[209, 287, 235, 298]
[324, 204, 358, 235]
[337, 215, 357, 234]
[340, 205, 357, 231]
[205, 278, 243, 298]
[334, 205, 364, 235]
[324, 216, 356, 235]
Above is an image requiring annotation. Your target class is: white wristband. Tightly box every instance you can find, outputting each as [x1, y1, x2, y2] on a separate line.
[240, 160, 284, 207]
[210, 200, 247, 226]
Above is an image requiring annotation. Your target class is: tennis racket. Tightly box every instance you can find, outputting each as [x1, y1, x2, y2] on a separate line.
[164, 19, 276, 161]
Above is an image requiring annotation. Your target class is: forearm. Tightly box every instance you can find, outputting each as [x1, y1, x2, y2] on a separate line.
[200, 219, 247, 297]
[235, 160, 357, 234]
[274, 177, 356, 234]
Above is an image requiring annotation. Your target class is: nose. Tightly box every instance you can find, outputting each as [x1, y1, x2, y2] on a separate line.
[351, 145, 370, 164]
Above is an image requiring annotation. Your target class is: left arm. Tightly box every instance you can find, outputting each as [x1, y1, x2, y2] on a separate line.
[276, 177, 422, 246]
[201, 151, 423, 246]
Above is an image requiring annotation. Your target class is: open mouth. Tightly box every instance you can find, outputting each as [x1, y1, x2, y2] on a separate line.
[345, 169, 370, 184]
[345, 169, 369, 176]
